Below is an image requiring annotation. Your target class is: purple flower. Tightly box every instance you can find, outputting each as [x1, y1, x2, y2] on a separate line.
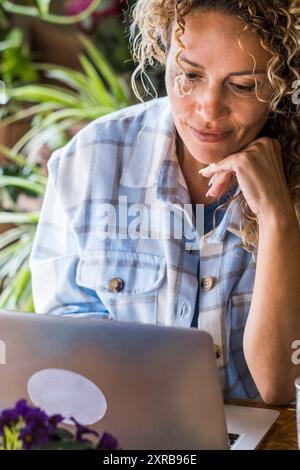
[0, 410, 19, 435]
[70, 417, 99, 443]
[97, 432, 119, 450]
[0, 400, 119, 450]
[20, 422, 51, 450]
[19, 407, 58, 449]
[48, 414, 64, 427]
[15, 399, 29, 417]
[0, 400, 27, 434]
[0, 400, 64, 449]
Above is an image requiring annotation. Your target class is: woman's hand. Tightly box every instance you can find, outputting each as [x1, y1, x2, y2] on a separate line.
[199, 137, 294, 221]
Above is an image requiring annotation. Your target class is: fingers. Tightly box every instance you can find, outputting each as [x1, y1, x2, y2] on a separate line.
[205, 170, 234, 198]
[199, 156, 236, 177]
[242, 137, 281, 161]
[199, 138, 281, 181]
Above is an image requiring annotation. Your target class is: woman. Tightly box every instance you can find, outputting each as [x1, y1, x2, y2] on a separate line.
[30, 0, 300, 405]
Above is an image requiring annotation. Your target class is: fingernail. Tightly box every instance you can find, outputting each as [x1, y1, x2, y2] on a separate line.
[206, 190, 211, 198]
[199, 166, 210, 175]
[208, 175, 216, 187]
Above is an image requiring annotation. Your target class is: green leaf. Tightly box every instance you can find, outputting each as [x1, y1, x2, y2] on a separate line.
[3, 102, 57, 126]
[1, 0, 102, 25]
[38, 440, 95, 450]
[7, 85, 81, 107]
[15, 278, 33, 311]
[0, 226, 32, 250]
[34, 63, 94, 94]
[11, 110, 110, 154]
[2, 424, 23, 450]
[1, 2, 39, 18]
[51, 428, 76, 440]
[0, 212, 39, 224]
[36, 0, 102, 25]
[34, 107, 112, 127]
[13, 263, 31, 304]
[79, 55, 115, 108]
[22, 291, 35, 313]
[0, 235, 33, 274]
[9, 117, 74, 154]
[0, 254, 32, 309]
[0, 144, 46, 180]
[79, 34, 129, 105]
[0, 28, 22, 52]
[0, 241, 24, 270]
[0, 176, 45, 195]
[36, 0, 51, 16]
[32, 63, 115, 107]
[0, 186, 18, 211]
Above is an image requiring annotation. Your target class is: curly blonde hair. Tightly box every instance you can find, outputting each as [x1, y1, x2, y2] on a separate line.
[130, 0, 300, 254]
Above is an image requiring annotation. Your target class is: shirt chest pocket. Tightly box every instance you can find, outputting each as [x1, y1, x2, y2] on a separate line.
[76, 250, 166, 324]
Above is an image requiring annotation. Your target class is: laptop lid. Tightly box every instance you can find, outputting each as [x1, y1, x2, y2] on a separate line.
[0, 310, 229, 450]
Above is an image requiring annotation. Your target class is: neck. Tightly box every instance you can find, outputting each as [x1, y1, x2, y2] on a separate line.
[176, 134, 218, 205]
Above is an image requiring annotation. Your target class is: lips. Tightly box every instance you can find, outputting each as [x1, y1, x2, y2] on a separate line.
[189, 125, 232, 143]
[197, 129, 229, 135]
[190, 124, 231, 135]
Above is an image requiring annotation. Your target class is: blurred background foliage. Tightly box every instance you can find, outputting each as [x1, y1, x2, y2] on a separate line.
[0, 0, 165, 312]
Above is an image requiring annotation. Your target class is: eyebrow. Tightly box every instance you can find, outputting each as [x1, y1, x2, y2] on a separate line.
[180, 56, 266, 76]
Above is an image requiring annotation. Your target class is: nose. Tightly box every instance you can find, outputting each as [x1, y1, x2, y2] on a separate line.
[195, 84, 229, 122]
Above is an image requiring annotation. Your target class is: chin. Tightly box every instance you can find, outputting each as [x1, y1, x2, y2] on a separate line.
[189, 145, 232, 164]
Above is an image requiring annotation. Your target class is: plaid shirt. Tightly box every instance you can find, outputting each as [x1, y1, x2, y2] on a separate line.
[30, 97, 260, 400]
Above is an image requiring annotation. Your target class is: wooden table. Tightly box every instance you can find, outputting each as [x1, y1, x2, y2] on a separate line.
[226, 399, 298, 450]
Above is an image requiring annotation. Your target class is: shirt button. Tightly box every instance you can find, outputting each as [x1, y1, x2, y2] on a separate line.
[108, 277, 124, 293]
[214, 344, 222, 359]
[200, 276, 215, 291]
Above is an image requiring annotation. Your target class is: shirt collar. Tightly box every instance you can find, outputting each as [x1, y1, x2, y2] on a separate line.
[208, 189, 244, 243]
[120, 97, 175, 191]
[120, 96, 244, 243]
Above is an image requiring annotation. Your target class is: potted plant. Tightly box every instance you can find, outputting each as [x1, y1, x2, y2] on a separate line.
[0, 143, 45, 310]
[0, 0, 104, 163]
[4, 33, 132, 156]
[0, 1, 102, 25]
[0, 399, 119, 450]
[0, 35, 133, 312]
[0, 24, 40, 163]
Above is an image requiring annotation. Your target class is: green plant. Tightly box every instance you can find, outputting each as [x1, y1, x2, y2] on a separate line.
[0, 143, 46, 312]
[4, 33, 132, 155]
[0, 0, 103, 25]
[0, 1, 105, 83]
[0, 35, 133, 312]
[0, 27, 40, 90]
[0, 0, 105, 114]
[0, 399, 119, 450]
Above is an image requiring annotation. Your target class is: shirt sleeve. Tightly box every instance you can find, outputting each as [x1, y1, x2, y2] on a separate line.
[29, 149, 110, 318]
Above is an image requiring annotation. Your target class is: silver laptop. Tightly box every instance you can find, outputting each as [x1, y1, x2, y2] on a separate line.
[0, 310, 278, 450]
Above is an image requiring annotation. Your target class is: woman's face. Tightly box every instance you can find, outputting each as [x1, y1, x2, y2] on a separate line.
[165, 10, 272, 164]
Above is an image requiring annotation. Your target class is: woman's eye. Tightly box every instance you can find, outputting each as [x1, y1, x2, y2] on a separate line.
[231, 83, 256, 93]
[184, 73, 201, 81]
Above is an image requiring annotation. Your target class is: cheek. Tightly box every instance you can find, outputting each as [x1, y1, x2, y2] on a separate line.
[235, 103, 269, 131]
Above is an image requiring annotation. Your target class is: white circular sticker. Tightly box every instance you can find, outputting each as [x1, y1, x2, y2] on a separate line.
[28, 369, 107, 425]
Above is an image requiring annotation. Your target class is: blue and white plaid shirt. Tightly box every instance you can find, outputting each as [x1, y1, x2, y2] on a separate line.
[30, 97, 260, 400]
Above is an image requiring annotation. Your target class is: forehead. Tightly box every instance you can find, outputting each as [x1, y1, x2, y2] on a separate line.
[170, 10, 270, 71]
